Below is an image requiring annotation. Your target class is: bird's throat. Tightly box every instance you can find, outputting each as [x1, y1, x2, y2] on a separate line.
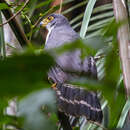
[46, 26, 54, 44]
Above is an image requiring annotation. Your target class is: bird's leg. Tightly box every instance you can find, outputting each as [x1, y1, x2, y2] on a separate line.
[51, 83, 57, 90]
[48, 77, 57, 90]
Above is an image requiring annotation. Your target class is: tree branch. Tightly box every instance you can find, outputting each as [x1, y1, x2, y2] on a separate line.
[0, 0, 30, 46]
[113, 0, 130, 97]
[0, 0, 30, 27]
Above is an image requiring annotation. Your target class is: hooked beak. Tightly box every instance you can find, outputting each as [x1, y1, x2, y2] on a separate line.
[40, 21, 44, 27]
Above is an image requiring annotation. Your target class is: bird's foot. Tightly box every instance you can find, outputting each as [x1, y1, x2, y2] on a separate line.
[51, 83, 57, 90]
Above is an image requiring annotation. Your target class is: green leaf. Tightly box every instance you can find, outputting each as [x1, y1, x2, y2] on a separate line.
[51, 39, 97, 57]
[84, 36, 106, 51]
[0, 51, 54, 97]
[80, 0, 97, 38]
[108, 81, 126, 128]
[0, 3, 9, 10]
[18, 89, 57, 130]
[62, 0, 88, 15]
[117, 99, 130, 128]
[102, 21, 126, 128]
[28, 0, 38, 17]
[36, 0, 53, 9]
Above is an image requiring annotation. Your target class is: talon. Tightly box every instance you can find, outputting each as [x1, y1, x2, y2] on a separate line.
[48, 77, 55, 84]
[51, 83, 57, 90]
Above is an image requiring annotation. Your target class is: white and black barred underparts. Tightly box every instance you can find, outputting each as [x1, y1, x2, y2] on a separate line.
[54, 83, 103, 123]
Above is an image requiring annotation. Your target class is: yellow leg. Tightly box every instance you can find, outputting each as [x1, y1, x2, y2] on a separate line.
[51, 83, 57, 90]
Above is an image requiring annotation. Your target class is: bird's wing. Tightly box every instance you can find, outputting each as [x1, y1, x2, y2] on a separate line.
[45, 26, 103, 124]
[46, 27, 82, 83]
[82, 56, 98, 79]
[46, 26, 97, 78]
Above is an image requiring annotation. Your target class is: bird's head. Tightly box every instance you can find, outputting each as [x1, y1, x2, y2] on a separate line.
[40, 13, 69, 30]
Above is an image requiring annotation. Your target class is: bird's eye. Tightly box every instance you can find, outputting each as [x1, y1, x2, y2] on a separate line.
[47, 16, 54, 21]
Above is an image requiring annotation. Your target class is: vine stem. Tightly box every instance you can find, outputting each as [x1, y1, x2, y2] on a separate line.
[59, 0, 63, 14]
[0, 0, 30, 27]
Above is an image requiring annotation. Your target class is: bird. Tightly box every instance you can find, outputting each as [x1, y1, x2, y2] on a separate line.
[40, 13, 103, 128]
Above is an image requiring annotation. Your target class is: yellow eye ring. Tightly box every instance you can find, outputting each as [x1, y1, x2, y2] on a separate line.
[40, 16, 54, 28]
[47, 16, 54, 21]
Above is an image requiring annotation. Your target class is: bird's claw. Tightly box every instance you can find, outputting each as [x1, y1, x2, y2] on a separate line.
[51, 83, 57, 90]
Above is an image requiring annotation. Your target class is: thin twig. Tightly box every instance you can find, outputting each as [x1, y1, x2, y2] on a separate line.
[0, 0, 30, 26]
[59, 0, 63, 14]
[0, 0, 30, 46]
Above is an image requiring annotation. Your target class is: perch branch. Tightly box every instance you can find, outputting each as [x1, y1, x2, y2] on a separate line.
[0, 0, 30, 26]
[0, 0, 30, 46]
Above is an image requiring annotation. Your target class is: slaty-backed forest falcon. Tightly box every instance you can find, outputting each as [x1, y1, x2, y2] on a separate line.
[40, 13, 103, 124]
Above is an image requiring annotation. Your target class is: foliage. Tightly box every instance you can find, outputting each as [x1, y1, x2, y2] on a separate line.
[0, 0, 130, 130]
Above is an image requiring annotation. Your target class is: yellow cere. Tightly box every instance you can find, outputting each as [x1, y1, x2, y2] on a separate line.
[41, 16, 54, 27]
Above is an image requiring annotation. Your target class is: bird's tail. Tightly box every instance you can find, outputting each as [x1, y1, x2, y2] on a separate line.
[54, 83, 103, 124]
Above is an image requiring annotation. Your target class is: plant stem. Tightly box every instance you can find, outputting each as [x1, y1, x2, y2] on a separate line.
[0, 11, 6, 59]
